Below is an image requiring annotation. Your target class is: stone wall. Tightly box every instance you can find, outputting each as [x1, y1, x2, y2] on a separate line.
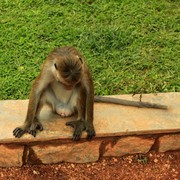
[0, 93, 179, 167]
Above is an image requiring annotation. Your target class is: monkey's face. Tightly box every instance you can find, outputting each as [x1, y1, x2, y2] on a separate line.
[53, 56, 83, 90]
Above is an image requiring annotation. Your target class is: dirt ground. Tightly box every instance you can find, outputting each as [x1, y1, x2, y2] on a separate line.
[0, 151, 179, 180]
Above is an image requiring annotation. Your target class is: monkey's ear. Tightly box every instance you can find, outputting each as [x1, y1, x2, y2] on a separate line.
[54, 63, 57, 69]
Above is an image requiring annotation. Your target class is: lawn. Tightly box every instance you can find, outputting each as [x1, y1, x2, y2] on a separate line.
[0, 0, 179, 100]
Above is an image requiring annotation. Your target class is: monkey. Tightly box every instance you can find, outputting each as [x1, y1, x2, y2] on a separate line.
[13, 46, 168, 141]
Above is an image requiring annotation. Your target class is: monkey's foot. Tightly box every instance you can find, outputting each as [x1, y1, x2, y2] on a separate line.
[86, 124, 96, 140]
[13, 127, 27, 138]
[28, 121, 43, 137]
[66, 120, 86, 141]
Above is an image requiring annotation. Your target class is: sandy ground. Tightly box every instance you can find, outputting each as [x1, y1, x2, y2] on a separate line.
[0, 151, 179, 180]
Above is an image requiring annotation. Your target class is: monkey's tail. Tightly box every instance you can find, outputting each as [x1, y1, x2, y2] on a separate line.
[94, 96, 168, 110]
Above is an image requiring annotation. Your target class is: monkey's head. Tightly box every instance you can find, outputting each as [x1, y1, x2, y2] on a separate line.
[52, 47, 84, 90]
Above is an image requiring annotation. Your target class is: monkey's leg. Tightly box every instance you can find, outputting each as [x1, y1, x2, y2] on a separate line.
[66, 90, 86, 141]
[67, 86, 96, 140]
[85, 94, 96, 140]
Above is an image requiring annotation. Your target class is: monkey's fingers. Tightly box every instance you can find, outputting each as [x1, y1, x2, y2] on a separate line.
[73, 130, 82, 141]
[86, 128, 96, 140]
[13, 128, 26, 138]
[36, 123, 43, 131]
[66, 121, 77, 128]
[72, 121, 86, 141]
[28, 130, 37, 137]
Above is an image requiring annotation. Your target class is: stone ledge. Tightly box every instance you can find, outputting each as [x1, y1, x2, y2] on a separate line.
[0, 92, 180, 143]
[0, 92, 179, 167]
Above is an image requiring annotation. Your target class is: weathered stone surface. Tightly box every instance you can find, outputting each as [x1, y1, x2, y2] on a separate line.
[0, 93, 179, 143]
[30, 140, 101, 164]
[158, 134, 180, 152]
[0, 145, 24, 167]
[104, 136, 154, 157]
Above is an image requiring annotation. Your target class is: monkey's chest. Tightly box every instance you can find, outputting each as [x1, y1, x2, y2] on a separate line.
[51, 82, 74, 104]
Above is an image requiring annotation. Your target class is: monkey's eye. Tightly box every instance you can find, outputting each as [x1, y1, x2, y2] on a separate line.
[54, 63, 57, 69]
[79, 57, 83, 63]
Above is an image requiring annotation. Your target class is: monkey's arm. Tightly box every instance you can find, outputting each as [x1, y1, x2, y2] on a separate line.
[94, 96, 168, 109]
[13, 73, 51, 138]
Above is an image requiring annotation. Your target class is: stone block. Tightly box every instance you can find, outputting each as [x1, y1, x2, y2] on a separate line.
[0, 93, 179, 144]
[158, 134, 180, 152]
[104, 136, 154, 157]
[30, 140, 102, 164]
[0, 145, 24, 167]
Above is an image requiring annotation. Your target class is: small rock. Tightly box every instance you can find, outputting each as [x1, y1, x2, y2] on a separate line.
[164, 164, 170, 169]
[33, 170, 40, 175]
[102, 163, 106, 166]
[154, 158, 158, 163]
[113, 158, 118, 162]
[149, 153, 153, 157]
[1, 173, 4, 177]
[71, 164, 75, 168]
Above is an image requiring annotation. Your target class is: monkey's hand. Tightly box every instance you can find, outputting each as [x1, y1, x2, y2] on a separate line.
[13, 126, 28, 138]
[13, 121, 43, 138]
[66, 120, 86, 141]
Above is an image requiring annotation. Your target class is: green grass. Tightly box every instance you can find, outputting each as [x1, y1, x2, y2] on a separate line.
[0, 0, 180, 100]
